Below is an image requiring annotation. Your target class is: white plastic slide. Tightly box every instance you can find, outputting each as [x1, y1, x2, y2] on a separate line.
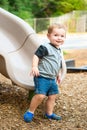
[0, 8, 66, 90]
[0, 8, 42, 89]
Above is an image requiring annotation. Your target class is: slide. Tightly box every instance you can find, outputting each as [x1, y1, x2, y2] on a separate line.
[0, 8, 42, 89]
[0, 8, 66, 90]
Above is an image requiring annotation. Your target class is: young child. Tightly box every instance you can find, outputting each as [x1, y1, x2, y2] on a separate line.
[23, 23, 67, 122]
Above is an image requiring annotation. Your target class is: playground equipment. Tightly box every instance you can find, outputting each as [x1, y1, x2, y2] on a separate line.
[0, 8, 67, 90]
[0, 8, 43, 89]
[0, 8, 87, 90]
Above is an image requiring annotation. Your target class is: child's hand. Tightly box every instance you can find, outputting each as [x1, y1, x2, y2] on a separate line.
[30, 67, 40, 77]
[57, 74, 61, 85]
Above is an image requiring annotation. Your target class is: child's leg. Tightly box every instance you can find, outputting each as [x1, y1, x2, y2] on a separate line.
[45, 94, 57, 115]
[23, 94, 45, 122]
[45, 94, 62, 120]
[29, 94, 46, 113]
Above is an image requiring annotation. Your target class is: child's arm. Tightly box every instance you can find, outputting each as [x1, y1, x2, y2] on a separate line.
[57, 52, 67, 85]
[60, 54, 67, 82]
[30, 54, 40, 76]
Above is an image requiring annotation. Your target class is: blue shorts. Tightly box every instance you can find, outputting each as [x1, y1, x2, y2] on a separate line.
[34, 76, 59, 96]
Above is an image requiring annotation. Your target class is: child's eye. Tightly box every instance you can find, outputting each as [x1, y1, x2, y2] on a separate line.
[61, 35, 64, 37]
[54, 34, 58, 36]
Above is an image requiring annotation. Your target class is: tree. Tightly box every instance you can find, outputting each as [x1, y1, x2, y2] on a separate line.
[0, 0, 9, 10]
[0, 0, 87, 19]
[29, 0, 87, 18]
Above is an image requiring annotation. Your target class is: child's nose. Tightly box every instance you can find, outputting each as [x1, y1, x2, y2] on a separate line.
[58, 36, 61, 39]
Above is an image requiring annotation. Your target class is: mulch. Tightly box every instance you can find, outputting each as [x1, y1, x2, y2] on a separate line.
[0, 49, 87, 130]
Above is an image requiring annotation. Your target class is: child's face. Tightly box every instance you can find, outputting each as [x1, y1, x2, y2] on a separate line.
[47, 28, 66, 48]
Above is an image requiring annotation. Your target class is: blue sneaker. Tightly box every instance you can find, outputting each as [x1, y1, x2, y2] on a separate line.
[45, 113, 62, 120]
[23, 111, 34, 122]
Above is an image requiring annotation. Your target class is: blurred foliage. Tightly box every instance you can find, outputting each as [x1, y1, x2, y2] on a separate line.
[0, 0, 87, 19]
[0, 0, 87, 33]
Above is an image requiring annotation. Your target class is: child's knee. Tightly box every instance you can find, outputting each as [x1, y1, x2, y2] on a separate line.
[38, 94, 45, 100]
[48, 94, 57, 100]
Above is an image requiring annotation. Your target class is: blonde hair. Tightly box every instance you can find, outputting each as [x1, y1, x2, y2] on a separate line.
[47, 23, 66, 34]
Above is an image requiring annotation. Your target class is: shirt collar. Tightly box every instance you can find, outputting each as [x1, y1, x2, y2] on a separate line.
[49, 43, 61, 50]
